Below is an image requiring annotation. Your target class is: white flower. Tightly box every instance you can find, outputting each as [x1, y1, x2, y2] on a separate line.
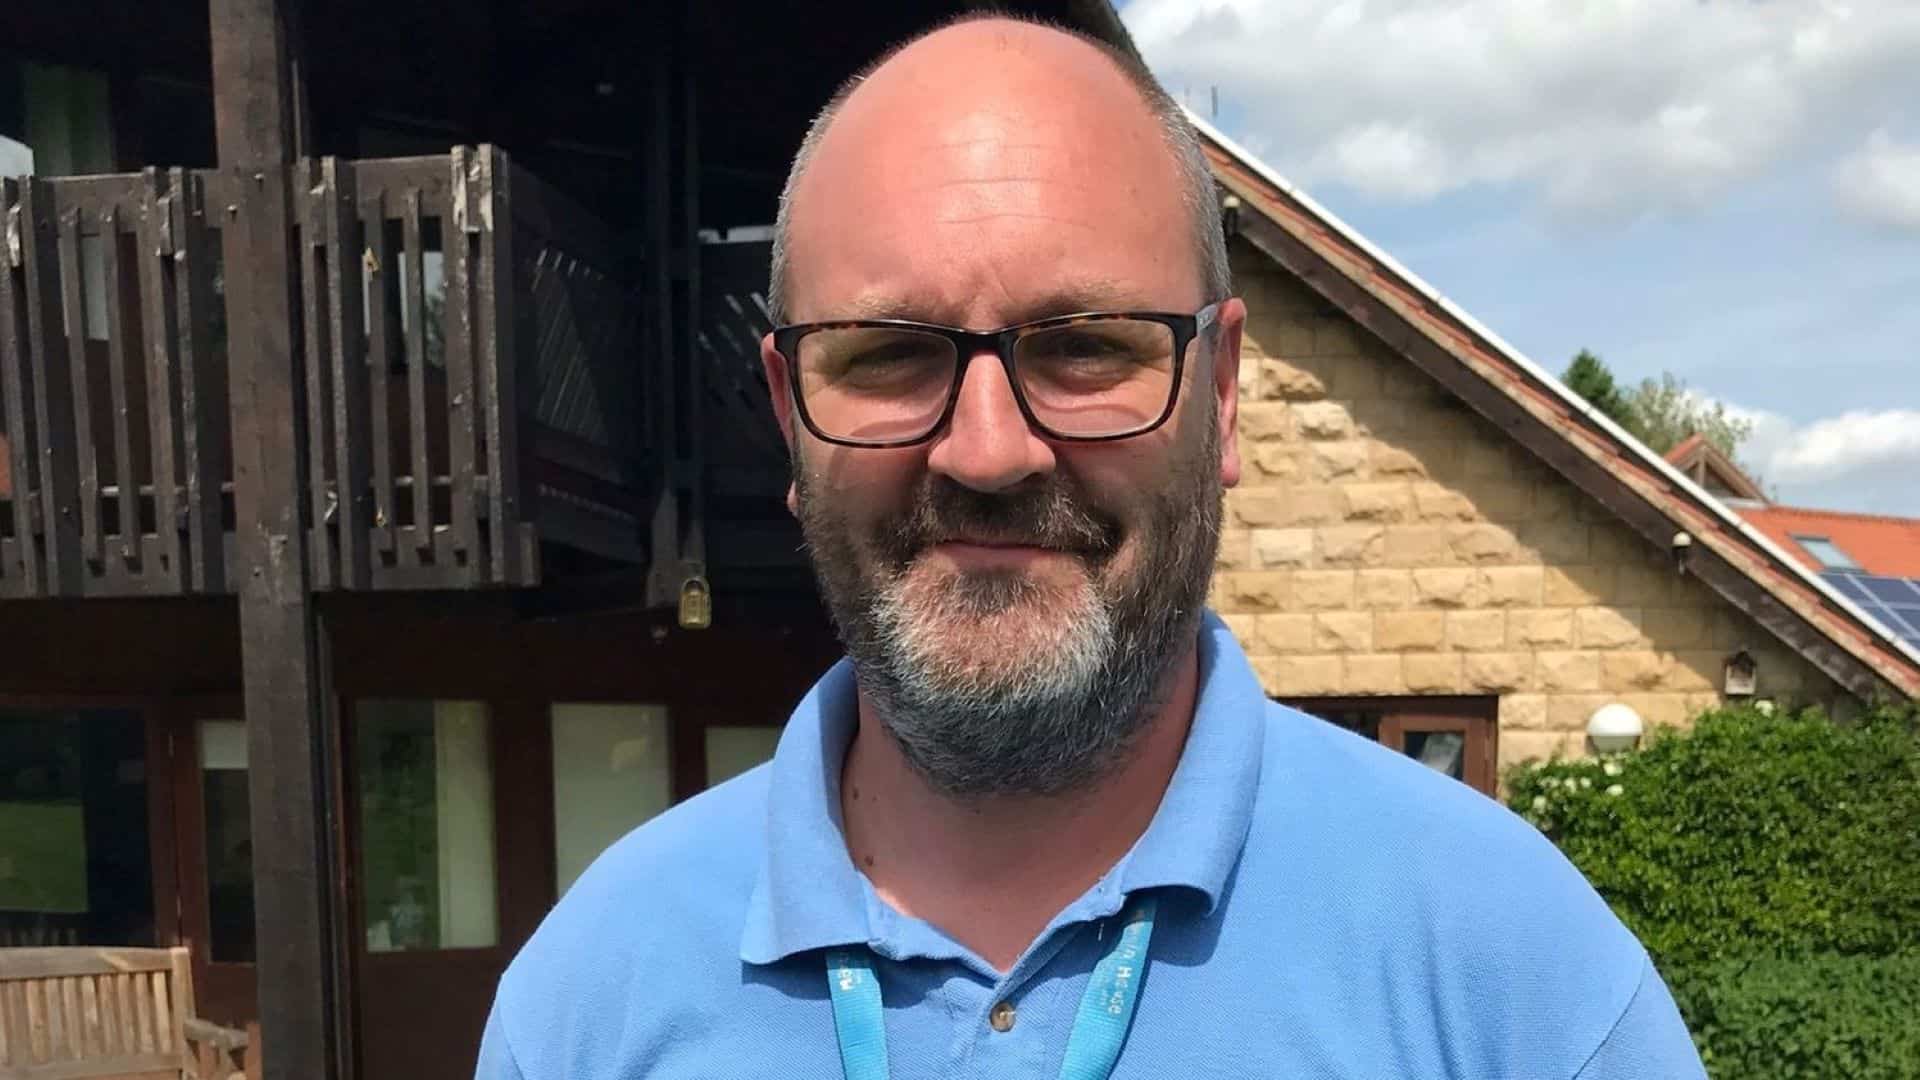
[1606, 784, 1625, 797]
[1603, 760, 1623, 777]
[1532, 795, 1548, 811]
[1580, 776, 1593, 789]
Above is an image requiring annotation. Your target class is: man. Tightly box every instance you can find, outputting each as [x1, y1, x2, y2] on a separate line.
[478, 15, 1705, 1079]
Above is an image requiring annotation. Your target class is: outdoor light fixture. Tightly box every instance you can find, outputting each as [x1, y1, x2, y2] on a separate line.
[1723, 649, 1757, 698]
[1671, 530, 1693, 575]
[1587, 703, 1644, 754]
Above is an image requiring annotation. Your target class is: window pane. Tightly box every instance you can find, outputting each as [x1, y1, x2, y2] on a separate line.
[705, 726, 783, 787]
[551, 703, 670, 896]
[1403, 731, 1466, 780]
[356, 700, 497, 952]
[0, 707, 153, 947]
[1793, 535, 1860, 571]
[199, 719, 255, 963]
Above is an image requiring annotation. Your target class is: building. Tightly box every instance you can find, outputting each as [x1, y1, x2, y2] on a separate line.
[2, 4, 1916, 1080]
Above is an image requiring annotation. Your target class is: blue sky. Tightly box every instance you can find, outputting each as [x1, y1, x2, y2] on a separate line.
[1123, 0, 1920, 515]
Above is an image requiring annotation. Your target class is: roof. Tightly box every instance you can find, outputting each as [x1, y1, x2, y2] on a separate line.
[1664, 434, 1768, 503]
[1737, 505, 1920, 578]
[1192, 113, 1920, 701]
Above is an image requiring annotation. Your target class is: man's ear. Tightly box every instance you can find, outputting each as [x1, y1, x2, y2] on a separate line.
[1212, 297, 1246, 489]
[760, 334, 802, 517]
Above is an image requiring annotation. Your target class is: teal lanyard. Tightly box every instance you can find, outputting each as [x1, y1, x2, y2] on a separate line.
[824, 893, 1157, 1080]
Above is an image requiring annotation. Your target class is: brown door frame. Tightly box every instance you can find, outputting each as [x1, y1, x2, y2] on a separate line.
[1286, 695, 1500, 795]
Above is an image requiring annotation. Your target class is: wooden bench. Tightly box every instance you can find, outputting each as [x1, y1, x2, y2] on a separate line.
[0, 946, 259, 1080]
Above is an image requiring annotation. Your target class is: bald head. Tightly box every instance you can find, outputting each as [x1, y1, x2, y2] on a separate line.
[768, 15, 1229, 326]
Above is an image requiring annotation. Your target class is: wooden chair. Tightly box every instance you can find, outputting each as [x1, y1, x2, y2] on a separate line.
[0, 946, 259, 1080]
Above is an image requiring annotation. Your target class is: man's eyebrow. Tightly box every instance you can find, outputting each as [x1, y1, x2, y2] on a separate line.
[833, 280, 1152, 327]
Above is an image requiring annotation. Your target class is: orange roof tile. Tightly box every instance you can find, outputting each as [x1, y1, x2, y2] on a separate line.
[1738, 505, 1920, 578]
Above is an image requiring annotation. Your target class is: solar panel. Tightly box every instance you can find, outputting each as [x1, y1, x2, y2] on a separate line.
[1822, 571, 1920, 650]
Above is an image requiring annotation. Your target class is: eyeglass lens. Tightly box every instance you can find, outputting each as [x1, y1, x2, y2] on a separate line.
[793, 318, 1182, 443]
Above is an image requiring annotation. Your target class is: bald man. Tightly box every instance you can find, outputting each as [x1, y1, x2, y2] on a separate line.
[477, 16, 1705, 1080]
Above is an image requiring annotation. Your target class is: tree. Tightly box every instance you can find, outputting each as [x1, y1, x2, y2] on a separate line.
[1622, 371, 1753, 459]
[1562, 349, 1634, 431]
[1561, 350, 1753, 458]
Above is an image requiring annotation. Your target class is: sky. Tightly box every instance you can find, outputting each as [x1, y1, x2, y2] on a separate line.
[1122, 0, 1920, 516]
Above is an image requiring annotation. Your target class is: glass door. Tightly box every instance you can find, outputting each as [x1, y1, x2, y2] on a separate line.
[165, 699, 259, 1027]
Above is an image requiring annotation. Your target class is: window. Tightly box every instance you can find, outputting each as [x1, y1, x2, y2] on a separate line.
[199, 719, 255, 963]
[0, 707, 154, 947]
[1282, 697, 1498, 794]
[704, 726, 783, 787]
[549, 703, 671, 896]
[1792, 535, 1860, 572]
[355, 700, 498, 952]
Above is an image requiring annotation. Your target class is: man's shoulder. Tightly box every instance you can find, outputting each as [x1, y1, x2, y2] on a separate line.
[1241, 701, 1650, 1047]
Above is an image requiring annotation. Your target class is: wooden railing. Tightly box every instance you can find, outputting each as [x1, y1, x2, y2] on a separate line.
[0, 147, 649, 598]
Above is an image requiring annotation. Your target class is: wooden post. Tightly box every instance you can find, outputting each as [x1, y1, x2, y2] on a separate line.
[209, 1, 348, 1078]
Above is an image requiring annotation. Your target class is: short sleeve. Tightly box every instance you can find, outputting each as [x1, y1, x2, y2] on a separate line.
[474, 994, 531, 1080]
[1573, 957, 1706, 1080]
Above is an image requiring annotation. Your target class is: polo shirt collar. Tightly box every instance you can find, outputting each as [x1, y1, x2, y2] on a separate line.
[738, 611, 1266, 966]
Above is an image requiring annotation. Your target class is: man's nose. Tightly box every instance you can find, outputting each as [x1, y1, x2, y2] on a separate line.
[925, 351, 1056, 493]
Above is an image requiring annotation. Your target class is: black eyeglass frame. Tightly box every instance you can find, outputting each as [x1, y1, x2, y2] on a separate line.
[770, 301, 1226, 449]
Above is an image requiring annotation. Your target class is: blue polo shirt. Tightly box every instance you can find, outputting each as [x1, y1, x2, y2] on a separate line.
[477, 614, 1704, 1078]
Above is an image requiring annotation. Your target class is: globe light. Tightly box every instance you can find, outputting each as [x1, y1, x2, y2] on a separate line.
[1587, 703, 1644, 754]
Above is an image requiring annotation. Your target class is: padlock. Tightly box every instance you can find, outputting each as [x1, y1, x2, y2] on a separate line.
[677, 567, 712, 630]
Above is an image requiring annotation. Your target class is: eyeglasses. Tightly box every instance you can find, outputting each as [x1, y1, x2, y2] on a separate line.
[771, 303, 1224, 448]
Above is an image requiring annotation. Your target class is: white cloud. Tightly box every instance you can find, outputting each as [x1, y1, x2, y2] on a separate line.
[1723, 403, 1920, 515]
[1833, 129, 1920, 231]
[1125, 0, 1920, 215]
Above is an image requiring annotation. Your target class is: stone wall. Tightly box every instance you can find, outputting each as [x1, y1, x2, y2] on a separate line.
[1212, 242, 1851, 770]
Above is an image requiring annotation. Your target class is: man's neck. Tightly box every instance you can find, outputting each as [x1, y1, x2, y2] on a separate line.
[838, 644, 1200, 973]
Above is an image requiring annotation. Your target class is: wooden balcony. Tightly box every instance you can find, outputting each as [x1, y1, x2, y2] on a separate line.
[0, 147, 664, 598]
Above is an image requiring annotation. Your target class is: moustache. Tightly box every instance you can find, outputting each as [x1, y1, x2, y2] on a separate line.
[878, 477, 1122, 567]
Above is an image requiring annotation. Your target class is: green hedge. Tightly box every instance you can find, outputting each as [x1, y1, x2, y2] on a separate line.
[1506, 701, 1920, 1077]
[1666, 952, 1920, 1080]
[1507, 702, 1920, 965]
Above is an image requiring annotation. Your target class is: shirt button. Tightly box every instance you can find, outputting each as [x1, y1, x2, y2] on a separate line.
[989, 1000, 1017, 1033]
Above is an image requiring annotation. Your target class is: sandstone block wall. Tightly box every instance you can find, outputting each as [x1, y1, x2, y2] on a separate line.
[1212, 242, 1849, 771]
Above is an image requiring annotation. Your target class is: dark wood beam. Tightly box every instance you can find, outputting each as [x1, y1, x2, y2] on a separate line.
[210, 0, 349, 1077]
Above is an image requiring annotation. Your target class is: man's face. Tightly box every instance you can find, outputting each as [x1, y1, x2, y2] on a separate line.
[762, 23, 1245, 796]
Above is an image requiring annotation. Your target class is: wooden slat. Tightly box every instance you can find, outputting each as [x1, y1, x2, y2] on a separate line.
[445, 147, 480, 576]
[362, 189, 395, 553]
[403, 188, 431, 556]
[25, 976, 47, 1063]
[138, 169, 184, 588]
[167, 947, 191, 1073]
[323, 157, 371, 589]
[7, 1053, 180, 1080]
[1, 178, 45, 593]
[299, 167, 336, 589]
[101, 206, 143, 566]
[42, 978, 64, 1065]
[76, 976, 99, 1057]
[474, 146, 523, 583]
[18, 178, 84, 593]
[169, 169, 225, 592]
[55, 206, 102, 565]
[62, 977, 82, 1061]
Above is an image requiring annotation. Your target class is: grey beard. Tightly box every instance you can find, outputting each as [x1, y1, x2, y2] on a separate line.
[797, 424, 1223, 800]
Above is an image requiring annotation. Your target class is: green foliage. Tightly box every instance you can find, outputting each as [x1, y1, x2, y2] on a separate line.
[1562, 349, 1634, 430]
[1507, 702, 1920, 965]
[1667, 952, 1920, 1080]
[1623, 371, 1754, 458]
[1508, 701, 1920, 1078]
[1559, 350, 1755, 457]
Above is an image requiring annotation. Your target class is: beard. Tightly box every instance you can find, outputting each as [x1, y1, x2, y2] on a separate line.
[794, 412, 1224, 800]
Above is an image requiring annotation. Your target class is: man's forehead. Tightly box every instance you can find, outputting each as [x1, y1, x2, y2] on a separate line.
[830, 278, 1157, 327]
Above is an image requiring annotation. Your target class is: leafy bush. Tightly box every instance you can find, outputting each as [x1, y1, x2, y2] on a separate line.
[1507, 701, 1920, 967]
[1507, 701, 1920, 1077]
[1666, 951, 1920, 1080]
